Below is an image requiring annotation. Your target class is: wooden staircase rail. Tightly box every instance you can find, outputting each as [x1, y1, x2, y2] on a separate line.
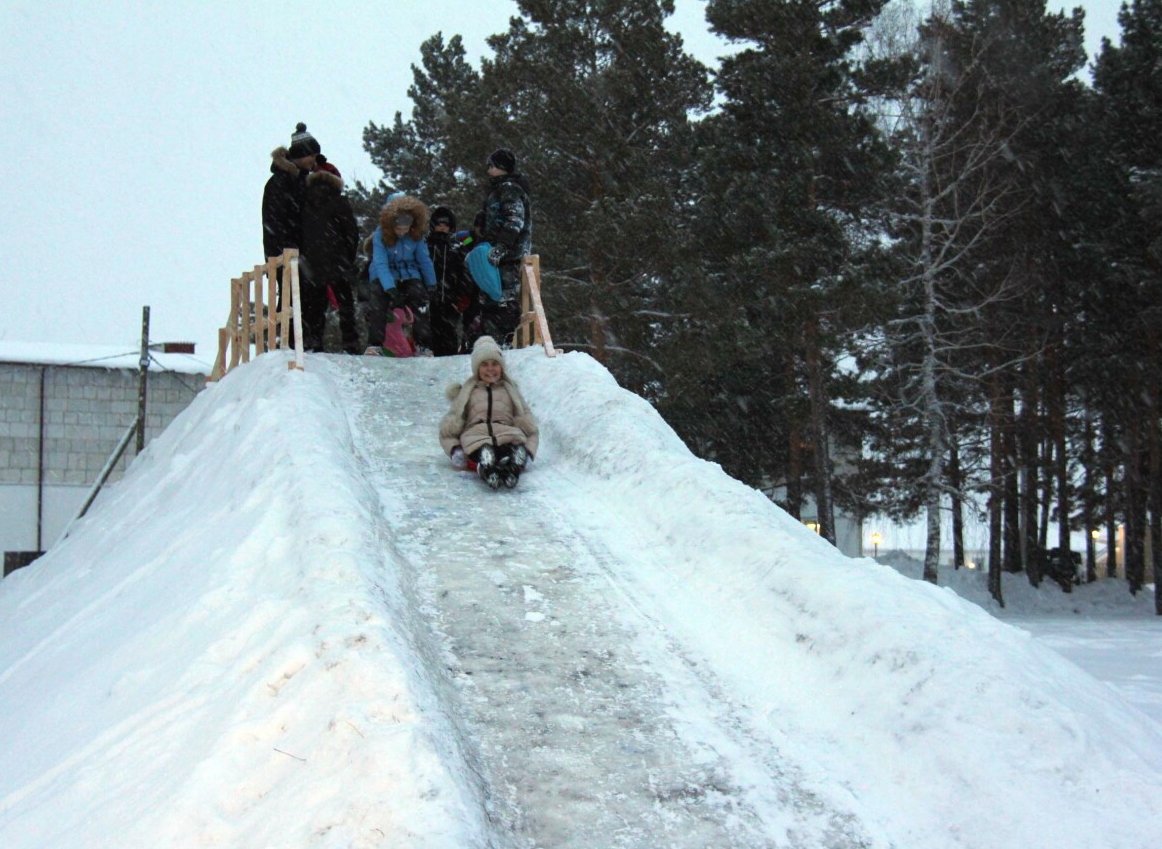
[209, 248, 305, 381]
[513, 254, 557, 357]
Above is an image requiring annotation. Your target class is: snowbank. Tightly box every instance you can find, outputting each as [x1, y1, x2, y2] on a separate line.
[0, 352, 486, 847]
[0, 347, 1159, 848]
[514, 349, 1162, 849]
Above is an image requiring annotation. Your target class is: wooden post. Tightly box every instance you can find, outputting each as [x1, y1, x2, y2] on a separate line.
[279, 254, 292, 352]
[522, 256, 556, 357]
[252, 264, 267, 355]
[239, 271, 253, 363]
[287, 249, 305, 371]
[210, 327, 229, 381]
[516, 262, 534, 348]
[266, 257, 279, 353]
[228, 277, 244, 372]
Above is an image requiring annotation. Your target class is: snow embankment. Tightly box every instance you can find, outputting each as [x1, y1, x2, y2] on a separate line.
[0, 352, 486, 847]
[514, 349, 1162, 849]
[0, 347, 1159, 849]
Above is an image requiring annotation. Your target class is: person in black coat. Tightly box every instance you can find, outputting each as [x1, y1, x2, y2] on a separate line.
[426, 205, 475, 356]
[261, 123, 319, 259]
[476, 148, 532, 346]
[300, 169, 361, 353]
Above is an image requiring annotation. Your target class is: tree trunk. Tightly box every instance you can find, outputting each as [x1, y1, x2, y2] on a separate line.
[1019, 371, 1042, 587]
[987, 372, 1005, 606]
[784, 359, 803, 521]
[1125, 417, 1146, 595]
[1002, 386, 1022, 573]
[949, 438, 965, 570]
[1082, 405, 1097, 583]
[1149, 387, 1162, 614]
[803, 319, 835, 545]
[1104, 415, 1119, 580]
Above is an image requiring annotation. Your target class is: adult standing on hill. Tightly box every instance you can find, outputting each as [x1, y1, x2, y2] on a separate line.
[300, 168, 361, 353]
[262, 123, 319, 259]
[476, 148, 531, 346]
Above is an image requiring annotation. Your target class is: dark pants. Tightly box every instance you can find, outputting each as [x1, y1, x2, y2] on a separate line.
[367, 278, 433, 350]
[429, 298, 465, 357]
[299, 271, 359, 353]
[298, 276, 330, 352]
[469, 261, 522, 348]
[329, 277, 361, 353]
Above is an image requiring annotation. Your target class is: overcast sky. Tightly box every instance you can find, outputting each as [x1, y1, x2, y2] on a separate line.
[0, 0, 1123, 361]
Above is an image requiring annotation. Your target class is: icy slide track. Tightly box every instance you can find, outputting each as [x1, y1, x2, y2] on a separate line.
[1, 349, 1160, 848]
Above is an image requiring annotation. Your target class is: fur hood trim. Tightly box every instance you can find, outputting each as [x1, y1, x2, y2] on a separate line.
[270, 146, 299, 176]
[445, 381, 463, 402]
[306, 169, 344, 193]
[379, 195, 430, 245]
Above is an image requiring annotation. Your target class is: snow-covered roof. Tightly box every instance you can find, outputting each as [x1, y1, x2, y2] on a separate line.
[0, 341, 211, 376]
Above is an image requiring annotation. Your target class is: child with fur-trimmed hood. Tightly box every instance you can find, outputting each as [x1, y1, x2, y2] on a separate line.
[439, 336, 538, 489]
[366, 194, 437, 352]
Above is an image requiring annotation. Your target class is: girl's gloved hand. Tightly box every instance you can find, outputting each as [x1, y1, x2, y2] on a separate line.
[451, 446, 467, 469]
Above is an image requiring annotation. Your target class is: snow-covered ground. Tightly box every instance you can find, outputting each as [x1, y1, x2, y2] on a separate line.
[1, 348, 1160, 848]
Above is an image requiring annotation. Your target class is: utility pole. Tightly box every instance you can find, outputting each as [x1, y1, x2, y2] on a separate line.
[136, 306, 150, 453]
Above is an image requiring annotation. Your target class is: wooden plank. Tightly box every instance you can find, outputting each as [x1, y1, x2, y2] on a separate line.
[227, 278, 244, 371]
[524, 256, 556, 357]
[518, 260, 534, 348]
[287, 250, 305, 370]
[266, 257, 279, 351]
[252, 264, 267, 354]
[209, 327, 229, 381]
[278, 253, 291, 351]
[239, 270, 254, 363]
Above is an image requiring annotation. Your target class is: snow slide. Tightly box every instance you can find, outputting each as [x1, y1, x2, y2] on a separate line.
[0, 349, 1160, 848]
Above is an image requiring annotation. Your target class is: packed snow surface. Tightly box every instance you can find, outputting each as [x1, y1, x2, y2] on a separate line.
[1, 349, 1160, 848]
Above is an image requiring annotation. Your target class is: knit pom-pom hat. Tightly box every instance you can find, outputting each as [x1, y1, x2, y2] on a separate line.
[287, 122, 321, 159]
[471, 335, 505, 377]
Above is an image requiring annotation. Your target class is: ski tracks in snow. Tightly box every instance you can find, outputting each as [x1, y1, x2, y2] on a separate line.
[336, 355, 873, 849]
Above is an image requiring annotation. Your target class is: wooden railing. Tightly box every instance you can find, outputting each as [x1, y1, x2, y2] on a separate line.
[513, 254, 557, 356]
[208, 248, 304, 381]
[209, 248, 554, 381]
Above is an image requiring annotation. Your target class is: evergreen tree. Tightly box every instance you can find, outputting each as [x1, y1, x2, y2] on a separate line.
[1093, 0, 1162, 610]
[660, 0, 897, 543]
[354, 33, 487, 232]
[478, 0, 711, 392]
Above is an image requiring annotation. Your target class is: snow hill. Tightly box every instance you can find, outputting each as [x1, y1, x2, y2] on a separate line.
[1, 349, 1160, 849]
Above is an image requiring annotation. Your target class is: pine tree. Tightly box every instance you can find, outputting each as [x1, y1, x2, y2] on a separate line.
[1093, 0, 1162, 610]
[479, 0, 712, 391]
[355, 33, 487, 231]
[661, 0, 897, 543]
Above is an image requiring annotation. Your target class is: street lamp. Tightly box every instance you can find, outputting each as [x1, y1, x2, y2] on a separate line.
[871, 531, 883, 561]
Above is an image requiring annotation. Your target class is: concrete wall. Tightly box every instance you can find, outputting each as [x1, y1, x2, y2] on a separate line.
[0, 363, 204, 553]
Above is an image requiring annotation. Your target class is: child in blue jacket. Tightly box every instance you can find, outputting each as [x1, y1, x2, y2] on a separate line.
[366, 194, 437, 353]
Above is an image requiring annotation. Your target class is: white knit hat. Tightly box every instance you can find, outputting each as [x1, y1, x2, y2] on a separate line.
[471, 335, 505, 376]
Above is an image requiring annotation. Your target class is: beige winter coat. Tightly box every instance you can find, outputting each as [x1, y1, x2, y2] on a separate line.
[439, 376, 539, 458]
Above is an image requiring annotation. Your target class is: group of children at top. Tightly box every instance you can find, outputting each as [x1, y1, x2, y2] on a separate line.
[261, 123, 538, 489]
[261, 122, 533, 360]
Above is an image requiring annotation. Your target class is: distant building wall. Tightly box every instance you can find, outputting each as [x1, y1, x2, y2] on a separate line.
[0, 359, 205, 554]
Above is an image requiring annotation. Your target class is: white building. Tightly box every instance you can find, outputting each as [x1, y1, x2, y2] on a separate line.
[0, 342, 210, 572]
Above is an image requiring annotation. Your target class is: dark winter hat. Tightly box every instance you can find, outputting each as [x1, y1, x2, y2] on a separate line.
[430, 205, 457, 229]
[487, 148, 516, 173]
[471, 335, 505, 376]
[287, 122, 321, 159]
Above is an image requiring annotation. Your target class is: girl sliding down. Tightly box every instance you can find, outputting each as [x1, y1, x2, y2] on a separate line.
[439, 336, 538, 489]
